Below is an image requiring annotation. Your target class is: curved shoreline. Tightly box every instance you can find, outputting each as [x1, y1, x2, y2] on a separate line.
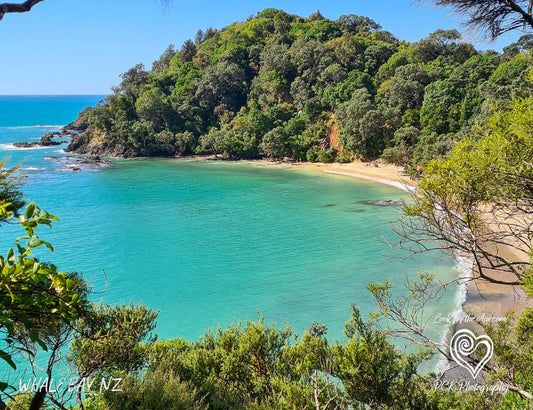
[294, 162, 530, 314]
[238, 159, 417, 191]
[323, 170, 414, 192]
[239, 159, 529, 333]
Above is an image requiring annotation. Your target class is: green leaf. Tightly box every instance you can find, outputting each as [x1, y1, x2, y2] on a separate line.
[25, 202, 35, 219]
[7, 248, 14, 265]
[0, 349, 16, 370]
[42, 240, 54, 252]
[30, 239, 53, 251]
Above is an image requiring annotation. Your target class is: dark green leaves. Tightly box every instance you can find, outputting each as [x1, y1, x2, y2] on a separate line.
[0, 349, 16, 370]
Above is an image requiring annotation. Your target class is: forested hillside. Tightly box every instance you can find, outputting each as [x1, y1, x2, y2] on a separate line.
[68, 8, 533, 169]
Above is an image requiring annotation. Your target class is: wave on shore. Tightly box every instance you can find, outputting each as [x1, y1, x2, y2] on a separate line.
[435, 253, 474, 374]
[324, 170, 415, 192]
[0, 143, 56, 151]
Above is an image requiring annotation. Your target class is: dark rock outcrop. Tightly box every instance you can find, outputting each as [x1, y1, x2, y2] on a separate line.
[13, 132, 68, 148]
[39, 133, 66, 146]
[67, 133, 138, 158]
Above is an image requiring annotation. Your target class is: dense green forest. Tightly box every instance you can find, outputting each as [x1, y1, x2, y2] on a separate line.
[68, 8, 533, 170]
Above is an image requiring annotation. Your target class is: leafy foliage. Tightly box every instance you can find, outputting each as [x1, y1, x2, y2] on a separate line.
[69, 9, 533, 165]
[69, 303, 533, 409]
[12, 7, 531, 409]
[0, 201, 89, 390]
[393, 93, 533, 405]
[79, 310, 439, 409]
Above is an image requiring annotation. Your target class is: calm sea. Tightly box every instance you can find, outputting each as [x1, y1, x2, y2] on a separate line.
[0, 96, 460, 366]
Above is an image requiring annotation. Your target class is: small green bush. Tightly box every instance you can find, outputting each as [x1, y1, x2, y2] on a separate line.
[317, 149, 336, 163]
[306, 149, 318, 162]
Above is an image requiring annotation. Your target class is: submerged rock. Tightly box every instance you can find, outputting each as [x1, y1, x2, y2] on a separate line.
[367, 199, 404, 207]
[44, 154, 113, 171]
[12, 142, 41, 148]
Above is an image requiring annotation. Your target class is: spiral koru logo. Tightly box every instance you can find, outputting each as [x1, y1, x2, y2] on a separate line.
[450, 329, 494, 379]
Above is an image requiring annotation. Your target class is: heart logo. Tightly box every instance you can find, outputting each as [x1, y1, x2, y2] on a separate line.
[450, 329, 493, 379]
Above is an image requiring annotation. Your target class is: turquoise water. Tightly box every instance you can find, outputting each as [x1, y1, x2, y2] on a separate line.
[0, 97, 459, 362]
[0, 95, 104, 126]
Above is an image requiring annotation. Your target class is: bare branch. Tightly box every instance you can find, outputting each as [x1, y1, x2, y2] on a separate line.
[392, 177, 531, 286]
[415, 0, 533, 40]
[0, 0, 44, 21]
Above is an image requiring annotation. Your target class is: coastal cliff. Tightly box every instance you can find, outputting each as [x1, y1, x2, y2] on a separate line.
[67, 130, 138, 158]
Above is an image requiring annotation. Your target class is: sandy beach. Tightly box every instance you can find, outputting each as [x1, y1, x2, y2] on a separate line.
[244, 159, 417, 191]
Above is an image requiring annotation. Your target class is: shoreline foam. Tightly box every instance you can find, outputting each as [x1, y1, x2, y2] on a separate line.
[323, 170, 415, 192]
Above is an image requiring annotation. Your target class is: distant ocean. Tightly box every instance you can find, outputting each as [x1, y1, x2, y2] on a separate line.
[0, 96, 460, 350]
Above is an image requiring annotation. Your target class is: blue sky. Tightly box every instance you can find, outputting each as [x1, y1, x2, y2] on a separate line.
[0, 0, 524, 95]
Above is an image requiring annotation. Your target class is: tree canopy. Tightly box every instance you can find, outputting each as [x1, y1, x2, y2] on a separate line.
[67, 10, 533, 170]
[399, 91, 533, 285]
